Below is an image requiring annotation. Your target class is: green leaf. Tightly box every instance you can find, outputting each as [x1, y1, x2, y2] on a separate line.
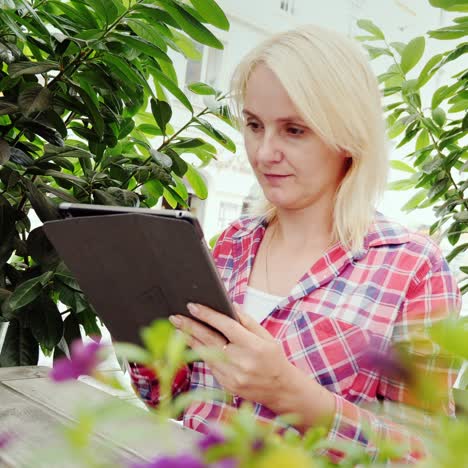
[142, 179, 164, 207]
[455, 211, 468, 222]
[442, 42, 468, 65]
[432, 107, 447, 127]
[126, 19, 168, 51]
[169, 29, 203, 60]
[78, 306, 102, 339]
[429, 0, 468, 12]
[415, 129, 430, 150]
[55, 262, 81, 292]
[356, 19, 385, 39]
[195, 118, 236, 152]
[387, 178, 415, 191]
[40, 144, 92, 161]
[8, 60, 59, 78]
[100, 52, 153, 99]
[401, 190, 427, 212]
[447, 242, 468, 262]
[428, 23, 468, 39]
[155, 0, 224, 48]
[0, 320, 39, 366]
[0, 99, 19, 116]
[141, 319, 174, 359]
[28, 294, 63, 351]
[188, 0, 229, 30]
[387, 119, 406, 139]
[151, 66, 193, 112]
[26, 227, 60, 267]
[422, 155, 444, 174]
[0, 140, 10, 165]
[185, 164, 208, 199]
[18, 85, 52, 117]
[151, 149, 172, 169]
[427, 177, 450, 200]
[172, 173, 188, 200]
[73, 84, 104, 138]
[417, 53, 445, 87]
[24, 179, 60, 222]
[150, 98, 172, 135]
[113, 342, 152, 364]
[208, 232, 220, 249]
[390, 160, 416, 173]
[9, 272, 53, 311]
[110, 33, 171, 63]
[163, 186, 188, 208]
[390, 42, 406, 56]
[188, 81, 217, 95]
[165, 149, 188, 177]
[448, 220, 463, 245]
[364, 45, 392, 59]
[432, 85, 451, 109]
[93, 0, 119, 26]
[400, 37, 425, 74]
[49, 1, 99, 29]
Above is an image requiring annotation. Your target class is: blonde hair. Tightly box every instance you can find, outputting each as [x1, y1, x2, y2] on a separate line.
[230, 25, 388, 253]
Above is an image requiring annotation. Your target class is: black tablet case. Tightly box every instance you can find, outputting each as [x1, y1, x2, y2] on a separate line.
[43, 214, 234, 345]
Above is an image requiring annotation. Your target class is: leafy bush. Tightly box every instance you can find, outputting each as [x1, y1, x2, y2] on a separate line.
[356, 0, 468, 291]
[0, 0, 235, 366]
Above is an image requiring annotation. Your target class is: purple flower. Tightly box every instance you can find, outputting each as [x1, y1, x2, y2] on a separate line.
[0, 432, 14, 449]
[131, 454, 205, 468]
[365, 349, 412, 383]
[50, 339, 101, 382]
[211, 458, 238, 468]
[251, 438, 265, 452]
[197, 427, 226, 453]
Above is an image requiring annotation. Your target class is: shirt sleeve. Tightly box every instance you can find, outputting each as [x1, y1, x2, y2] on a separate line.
[128, 362, 191, 413]
[326, 254, 462, 463]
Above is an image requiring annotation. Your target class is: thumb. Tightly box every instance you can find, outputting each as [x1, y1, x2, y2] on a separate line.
[234, 304, 272, 339]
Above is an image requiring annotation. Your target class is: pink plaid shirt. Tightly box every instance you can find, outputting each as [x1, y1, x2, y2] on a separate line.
[130, 213, 461, 462]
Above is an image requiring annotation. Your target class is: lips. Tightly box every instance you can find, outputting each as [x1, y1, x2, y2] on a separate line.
[263, 173, 292, 185]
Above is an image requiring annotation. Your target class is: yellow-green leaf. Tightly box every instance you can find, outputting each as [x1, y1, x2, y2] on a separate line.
[401, 37, 425, 74]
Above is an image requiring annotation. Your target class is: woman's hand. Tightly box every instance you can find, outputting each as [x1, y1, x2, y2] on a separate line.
[168, 303, 295, 411]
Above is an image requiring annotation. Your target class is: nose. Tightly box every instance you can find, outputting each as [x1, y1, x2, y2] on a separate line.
[256, 130, 283, 164]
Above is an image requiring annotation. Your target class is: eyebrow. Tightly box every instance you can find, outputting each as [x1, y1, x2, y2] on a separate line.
[242, 109, 306, 124]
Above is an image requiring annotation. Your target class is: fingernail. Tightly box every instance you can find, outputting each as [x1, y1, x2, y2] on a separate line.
[169, 315, 181, 327]
[187, 303, 199, 316]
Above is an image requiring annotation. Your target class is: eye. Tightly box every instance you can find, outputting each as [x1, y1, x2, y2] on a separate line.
[246, 120, 262, 132]
[287, 126, 305, 136]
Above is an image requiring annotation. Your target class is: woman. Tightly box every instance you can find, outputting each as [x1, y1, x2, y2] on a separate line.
[130, 25, 461, 462]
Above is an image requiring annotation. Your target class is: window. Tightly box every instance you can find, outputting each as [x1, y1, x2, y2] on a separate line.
[184, 43, 225, 91]
[280, 0, 295, 15]
[205, 47, 224, 88]
[184, 43, 204, 86]
[217, 201, 241, 231]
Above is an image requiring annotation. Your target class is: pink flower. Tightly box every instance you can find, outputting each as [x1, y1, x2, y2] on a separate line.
[50, 339, 101, 382]
[131, 454, 204, 468]
[197, 427, 226, 452]
[0, 432, 14, 449]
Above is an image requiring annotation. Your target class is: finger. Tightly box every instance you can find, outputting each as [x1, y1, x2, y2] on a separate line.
[169, 315, 225, 348]
[235, 307, 273, 340]
[187, 303, 253, 344]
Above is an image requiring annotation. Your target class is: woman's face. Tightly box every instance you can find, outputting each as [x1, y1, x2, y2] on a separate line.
[243, 64, 349, 213]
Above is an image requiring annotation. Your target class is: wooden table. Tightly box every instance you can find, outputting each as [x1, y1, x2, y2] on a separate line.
[0, 366, 198, 467]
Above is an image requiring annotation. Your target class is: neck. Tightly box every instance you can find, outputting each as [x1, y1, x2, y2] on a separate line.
[271, 199, 335, 251]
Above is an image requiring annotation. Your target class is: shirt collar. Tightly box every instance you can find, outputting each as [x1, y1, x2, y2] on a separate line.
[230, 212, 410, 258]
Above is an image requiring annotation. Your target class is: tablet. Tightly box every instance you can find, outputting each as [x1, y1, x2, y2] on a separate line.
[43, 203, 238, 345]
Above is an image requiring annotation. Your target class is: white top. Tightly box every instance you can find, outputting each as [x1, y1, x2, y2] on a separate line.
[243, 286, 284, 323]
